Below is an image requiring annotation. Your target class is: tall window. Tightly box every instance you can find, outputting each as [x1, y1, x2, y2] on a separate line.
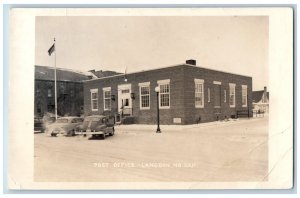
[242, 85, 248, 107]
[229, 83, 236, 107]
[195, 79, 204, 108]
[60, 83, 65, 94]
[213, 81, 221, 108]
[48, 89, 52, 97]
[70, 89, 74, 97]
[139, 82, 150, 109]
[103, 87, 111, 111]
[158, 79, 170, 109]
[208, 88, 210, 102]
[224, 89, 227, 103]
[90, 89, 98, 111]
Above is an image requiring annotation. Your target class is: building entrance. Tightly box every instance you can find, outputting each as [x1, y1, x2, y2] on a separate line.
[118, 84, 132, 116]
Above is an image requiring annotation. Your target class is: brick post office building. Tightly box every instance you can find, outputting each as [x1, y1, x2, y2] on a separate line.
[83, 60, 252, 125]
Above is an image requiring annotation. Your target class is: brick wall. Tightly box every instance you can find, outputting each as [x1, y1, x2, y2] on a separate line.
[84, 66, 185, 124]
[83, 64, 252, 125]
[183, 65, 252, 124]
[34, 80, 84, 116]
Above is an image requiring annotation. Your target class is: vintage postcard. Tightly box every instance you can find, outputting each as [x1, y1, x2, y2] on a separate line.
[8, 7, 293, 190]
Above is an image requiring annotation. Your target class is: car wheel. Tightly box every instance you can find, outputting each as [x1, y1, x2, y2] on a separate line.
[51, 133, 56, 137]
[102, 133, 106, 140]
[70, 130, 75, 136]
[110, 129, 114, 136]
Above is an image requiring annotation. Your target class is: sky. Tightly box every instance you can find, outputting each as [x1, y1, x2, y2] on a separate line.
[35, 16, 268, 90]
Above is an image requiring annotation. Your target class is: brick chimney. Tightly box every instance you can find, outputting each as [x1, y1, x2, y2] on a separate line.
[186, 59, 196, 65]
[263, 86, 267, 102]
[264, 86, 267, 93]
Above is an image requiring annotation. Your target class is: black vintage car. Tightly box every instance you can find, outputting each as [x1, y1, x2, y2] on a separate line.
[75, 115, 115, 139]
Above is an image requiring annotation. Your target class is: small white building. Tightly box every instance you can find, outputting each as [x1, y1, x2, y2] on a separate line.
[252, 86, 269, 113]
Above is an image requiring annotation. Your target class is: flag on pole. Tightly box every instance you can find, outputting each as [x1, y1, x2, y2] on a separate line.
[48, 44, 55, 56]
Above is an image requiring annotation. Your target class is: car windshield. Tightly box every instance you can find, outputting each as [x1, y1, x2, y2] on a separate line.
[48, 117, 56, 123]
[56, 119, 69, 123]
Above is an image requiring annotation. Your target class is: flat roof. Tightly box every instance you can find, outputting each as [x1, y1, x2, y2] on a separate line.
[83, 63, 252, 82]
[35, 65, 94, 82]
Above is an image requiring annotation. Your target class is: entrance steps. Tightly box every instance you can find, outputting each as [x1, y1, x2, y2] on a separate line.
[115, 116, 135, 125]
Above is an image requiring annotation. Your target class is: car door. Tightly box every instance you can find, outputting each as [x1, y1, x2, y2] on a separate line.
[74, 118, 83, 127]
[101, 117, 109, 134]
[69, 119, 78, 131]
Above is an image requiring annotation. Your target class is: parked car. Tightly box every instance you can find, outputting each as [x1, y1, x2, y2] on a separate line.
[34, 116, 45, 133]
[34, 114, 59, 133]
[75, 115, 115, 139]
[46, 116, 84, 137]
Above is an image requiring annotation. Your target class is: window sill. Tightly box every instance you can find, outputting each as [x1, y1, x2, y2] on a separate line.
[159, 106, 170, 109]
[229, 106, 236, 108]
[195, 106, 204, 108]
[91, 109, 98, 112]
[214, 106, 221, 108]
[140, 108, 150, 110]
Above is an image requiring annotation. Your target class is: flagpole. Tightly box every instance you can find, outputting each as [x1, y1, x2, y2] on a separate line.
[54, 38, 58, 120]
[124, 66, 127, 82]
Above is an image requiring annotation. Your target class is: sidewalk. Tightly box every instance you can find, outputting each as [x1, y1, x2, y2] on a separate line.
[115, 115, 268, 132]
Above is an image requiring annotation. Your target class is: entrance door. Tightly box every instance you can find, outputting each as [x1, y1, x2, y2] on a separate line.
[121, 97, 130, 115]
[118, 84, 132, 116]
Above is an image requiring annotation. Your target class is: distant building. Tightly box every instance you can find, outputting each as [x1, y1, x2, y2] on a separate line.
[89, 69, 123, 78]
[252, 86, 269, 113]
[34, 65, 95, 117]
[83, 60, 253, 125]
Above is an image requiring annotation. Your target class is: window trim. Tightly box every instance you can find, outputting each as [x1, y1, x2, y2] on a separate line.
[229, 83, 236, 108]
[157, 79, 170, 84]
[139, 82, 150, 110]
[242, 85, 248, 107]
[103, 87, 111, 111]
[103, 87, 111, 92]
[213, 81, 222, 85]
[208, 88, 210, 103]
[157, 79, 170, 109]
[138, 82, 150, 87]
[224, 89, 226, 103]
[90, 88, 98, 111]
[194, 79, 204, 108]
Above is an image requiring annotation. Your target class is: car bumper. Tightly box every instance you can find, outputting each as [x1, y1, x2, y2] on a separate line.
[51, 130, 67, 135]
[75, 131, 104, 135]
[34, 129, 44, 133]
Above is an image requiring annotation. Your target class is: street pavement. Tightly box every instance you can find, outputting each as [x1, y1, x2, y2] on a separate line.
[34, 117, 268, 182]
